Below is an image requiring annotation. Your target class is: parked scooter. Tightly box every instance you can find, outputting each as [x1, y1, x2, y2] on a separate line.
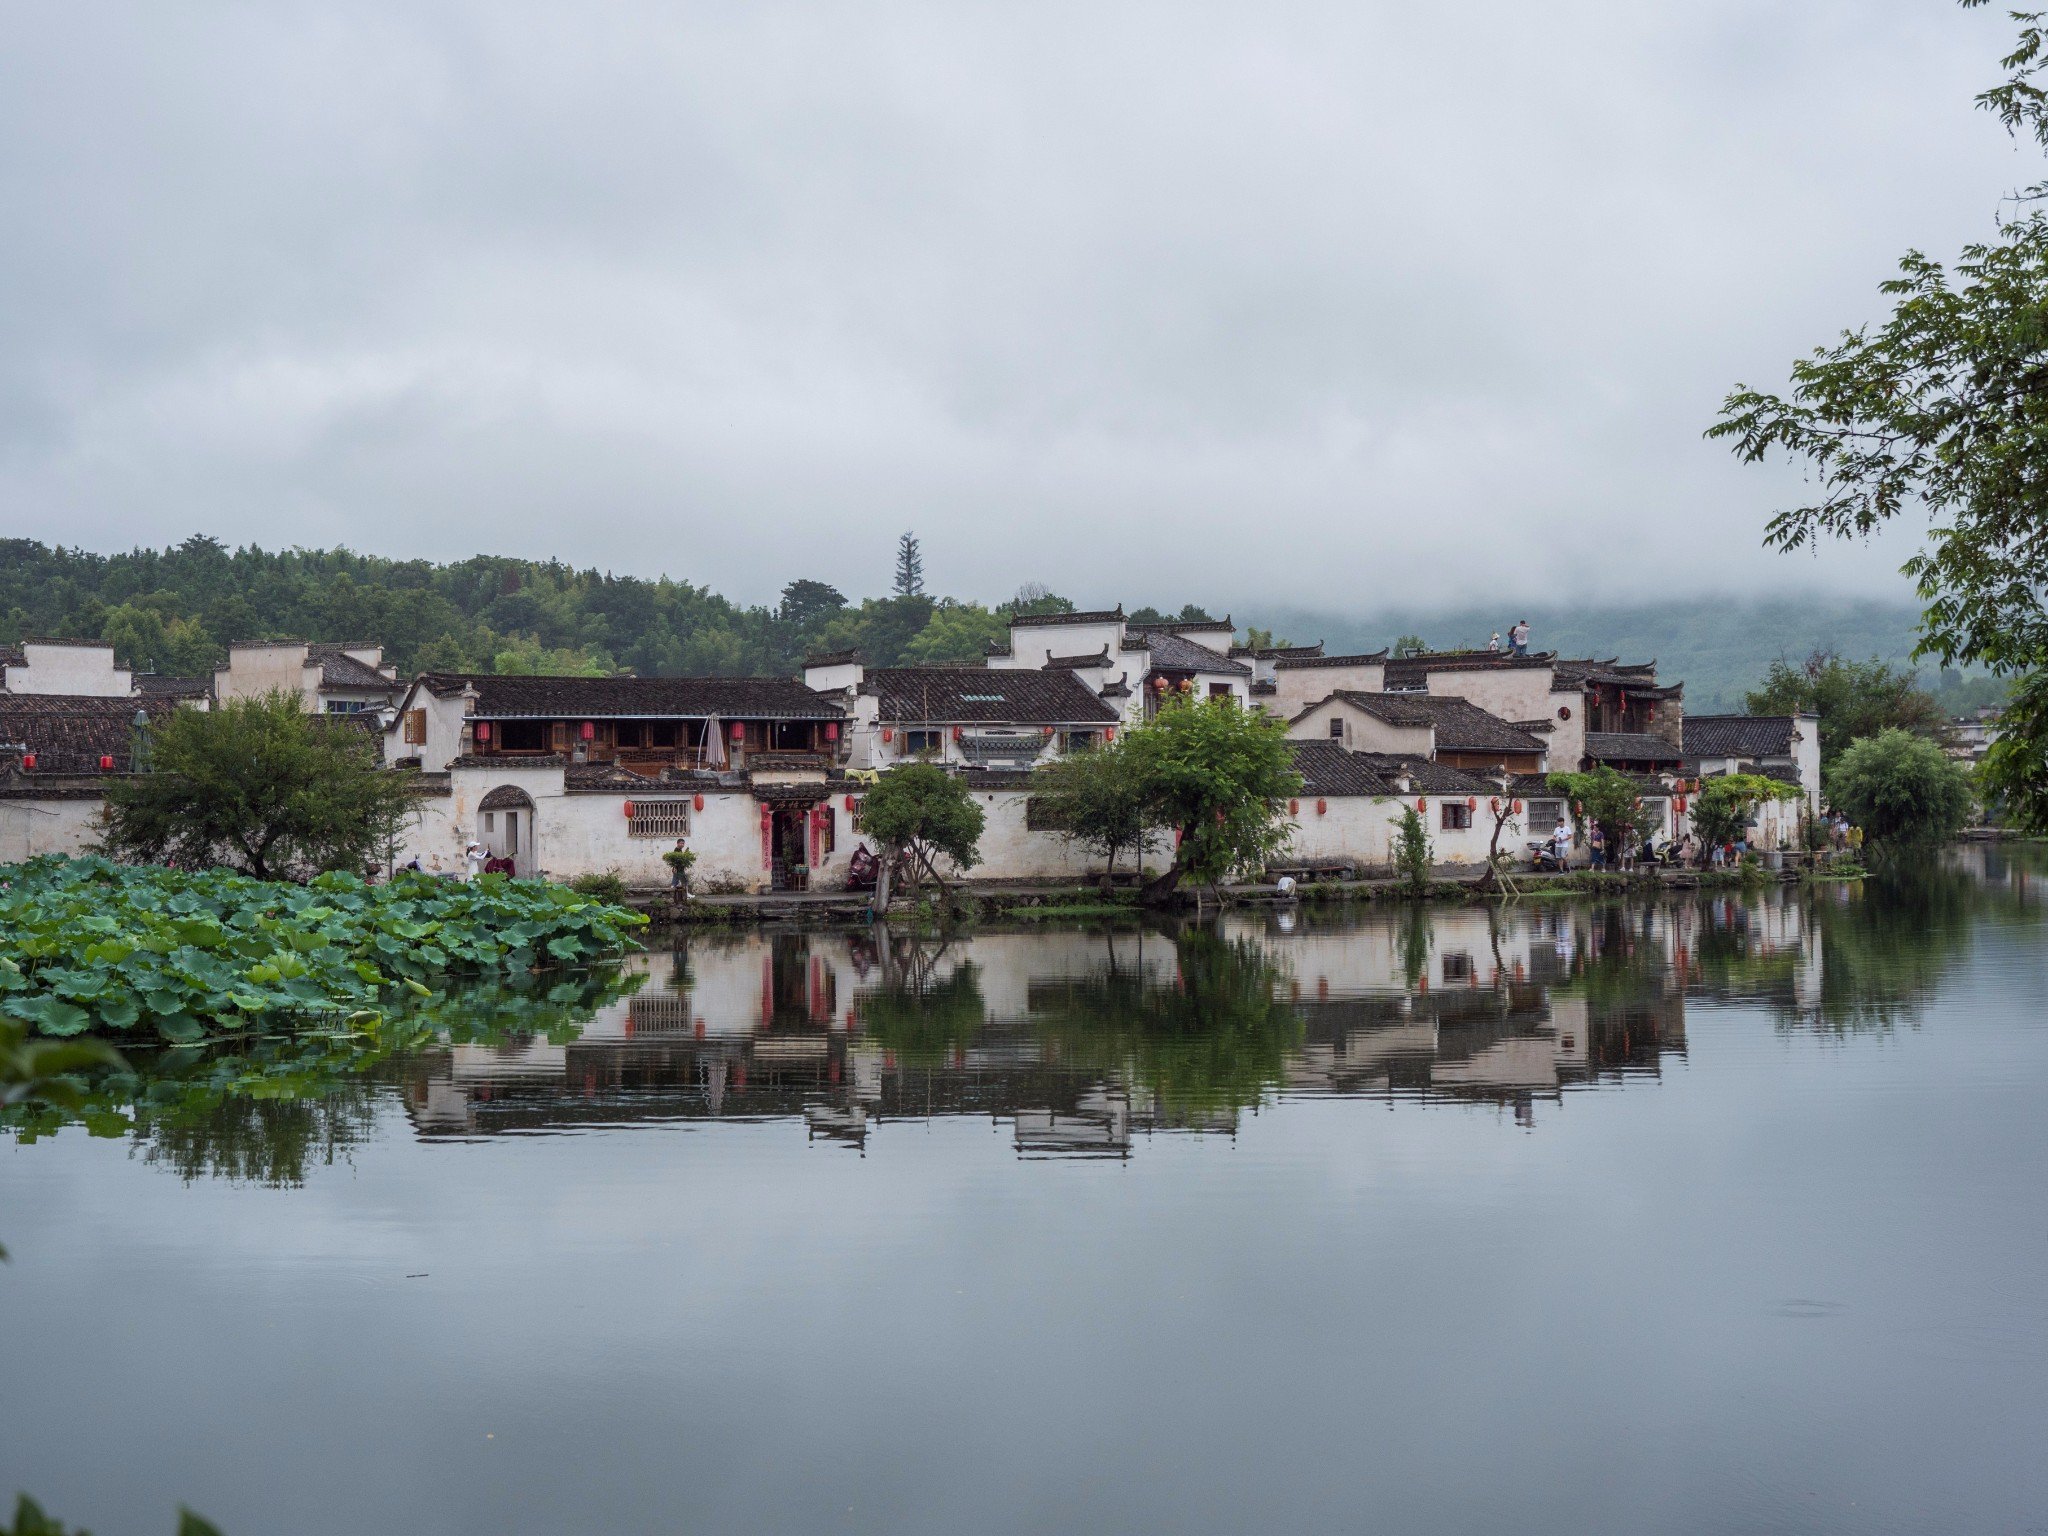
[1526, 841, 1568, 873]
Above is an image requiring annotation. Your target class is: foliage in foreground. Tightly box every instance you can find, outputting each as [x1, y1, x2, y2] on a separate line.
[0, 857, 645, 1045]
[1709, 1, 2048, 830]
[856, 762, 987, 891]
[99, 693, 417, 882]
[2, 1494, 220, 1536]
[1826, 729, 1976, 847]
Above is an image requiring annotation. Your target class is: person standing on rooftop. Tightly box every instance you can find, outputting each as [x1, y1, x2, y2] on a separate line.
[1510, 620, 1531, 656]
[1488, 631, 1502, 653]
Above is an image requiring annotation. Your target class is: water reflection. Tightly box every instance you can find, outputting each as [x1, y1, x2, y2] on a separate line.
[11, 844, 2042, 1178]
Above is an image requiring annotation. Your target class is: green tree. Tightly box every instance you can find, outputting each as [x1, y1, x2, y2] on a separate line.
[901, 600, 1009, 663]
[1827, 728, 1976, 847]
[99, 693, 418, 881]
[1393, 807, 1433, 893]
[855, 762, 986, 898]
[1030, 740, 1156, 886]
[1745, 650, 1950, 769]
[1709, 1, 2048, 829]
[893, 531, 925, 598]
[1391, 633, 1427, 657]
[1548, 765, 1660, 864]
[1005, 583, 1074, 617]
[1122, 695, 1301, 904]
[1690, 772, 1804, 851]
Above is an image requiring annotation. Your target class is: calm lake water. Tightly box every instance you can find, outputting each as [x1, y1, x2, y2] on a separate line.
[4, 848, 2046, 1535]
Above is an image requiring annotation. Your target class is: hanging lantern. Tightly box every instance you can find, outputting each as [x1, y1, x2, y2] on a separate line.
[1042, 725, 1055, 737]
[1103, 726, 1116, 742]
[474, 721, 491, 742]
[1155, 677, 1170, 692]
[20, 753, 34, 771]
[1466, 796, 1477, 810]
[1489, 796, 1501, 814]
[1512, 799, 1523, 813]
[1316, 799, 1328, 816]
[1289, 799, 1300, 815]
[1558, 705, 1572, 720]
[1416, 796, 1428, 812]
[824, 722, 840, 741]
[843, 794, 857, 812]
[951, 725, 963, 741]
[622, 800, 635, 818]
[1675, 795, 1688, 813]
[729, 721, 746, 741]
[579, 721, 596, 742]
[1573, 801, 1583, 815]
[98, 754, 114, 771]
[881, 728, 894, 743]
[694, 793, 706, 812]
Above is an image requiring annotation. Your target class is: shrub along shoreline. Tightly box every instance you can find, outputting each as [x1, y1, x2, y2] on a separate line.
[0, 856, 647, 1045]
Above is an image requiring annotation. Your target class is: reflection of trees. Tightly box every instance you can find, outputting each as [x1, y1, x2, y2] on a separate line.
[857, 961, 987, 1063]
[1030, 930, 1302, 1116]
[1796, 858, 1980, 1033]
[0, 968, 643, 1185]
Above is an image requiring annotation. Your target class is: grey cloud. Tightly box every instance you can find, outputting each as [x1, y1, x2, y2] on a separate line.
[0, 0, 2020, 607]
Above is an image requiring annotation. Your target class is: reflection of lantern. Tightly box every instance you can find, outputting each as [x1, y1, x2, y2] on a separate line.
[622, 800, 635, 818]
[579, 721, 596, 741]
[1043, 725, 1055, 737]
[474, 721, 491, 742]
[694, 793, 706, 812]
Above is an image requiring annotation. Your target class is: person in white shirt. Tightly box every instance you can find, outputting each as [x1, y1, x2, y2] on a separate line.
[464, 842, 487, 880]
[1488, 631, 1502, 653]
[1510, 620, 1531, 656]
[1549, 817, 1573, 869]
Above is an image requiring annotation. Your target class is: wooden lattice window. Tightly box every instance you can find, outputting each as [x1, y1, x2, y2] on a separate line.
[403, 709, 427, 745]
[627, 800, 691, 839]
[1440, 802, 1472, 830]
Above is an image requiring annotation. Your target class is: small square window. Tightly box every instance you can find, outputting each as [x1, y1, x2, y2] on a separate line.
[1441, 803, 1472, 830]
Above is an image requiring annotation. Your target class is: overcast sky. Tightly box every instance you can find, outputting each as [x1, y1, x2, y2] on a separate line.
[0, 1, 2030, 610]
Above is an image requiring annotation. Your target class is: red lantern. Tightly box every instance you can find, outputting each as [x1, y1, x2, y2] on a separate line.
[882, 728, 894, 743]
[1103, 726, 1115, 741]
[1558, 705, 1572, 720]
[693, 793, 706, 812]
[1512, 799, 1523, 813]
[1573, 801, 1583, 815]
[474, 721, 491, 742]
[622, 800, 635, 818]
[1466, 796, 1477, 811]
[824, 722, 840, 742]
[1675, 795, 1688, 813]
[1289, 799, 1299, 815]
[1416, 796, 1427, 812]
[1155, 677, 1170, 692]
[1316, 799, 1328, 816]
[730, 721, 745, 741]
[1043, 725, 1054, 737]
[98, 754, 114, 771]
[951, 726, 963, 741]
[1490, 797, 1501, 813]
[20, 753, 34, 771]
[579, 721, 595, 741]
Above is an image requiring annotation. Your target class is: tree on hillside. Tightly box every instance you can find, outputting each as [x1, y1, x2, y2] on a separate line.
[99, 694, 418, 882]
[1122, 695, 1300, 906]
[1031, 741, 1157, 888]
[893, 532, 925, 598]
[1007, 583, 1074, 617]
[900, 600, 1009, 664]
[855, 762, 985, 904]
[778, 579, 847, 638]
[1745, 651, 1950, 769]
[1709, 0, 2048, 830]
[1827, 729, 1976, 847]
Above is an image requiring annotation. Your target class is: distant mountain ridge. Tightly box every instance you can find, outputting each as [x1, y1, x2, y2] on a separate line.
[1246, 595, 1937, 712]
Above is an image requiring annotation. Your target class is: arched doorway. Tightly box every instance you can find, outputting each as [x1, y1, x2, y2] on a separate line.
[478, 785, 535, 876]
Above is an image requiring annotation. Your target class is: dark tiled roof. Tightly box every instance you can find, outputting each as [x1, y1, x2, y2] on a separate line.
[868, 668, 1119, 725]
[1005, 607, 1125, 627]
[0, 694, 180, 773]
[427, 673, 845, 721]
[308, 645, 398, 692]
[1309, 691, 1546, 754]
[1231, 643, 1325, 660]
[1250, 679, 1277, 696]
[1586, 731, 1682, 764]
[958, 733, 1051, 766]
[1683, 715, 1798, 759]
[13, 635, 118, 649]
[1382, 648, 1556, 687]
[1273, 650, 1390, 670]
[1126, 629, 1250, 676]
[802, 648, 864, 668]
[134, 674, 210, 699]
[1043, 647, 1112, 668]
[1287, 743, 1497, 798]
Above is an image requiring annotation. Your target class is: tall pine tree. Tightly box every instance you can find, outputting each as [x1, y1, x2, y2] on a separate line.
[893, 531, 925, 597]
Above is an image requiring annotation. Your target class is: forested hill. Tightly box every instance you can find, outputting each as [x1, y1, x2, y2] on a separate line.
[0, 536, 1970, 710]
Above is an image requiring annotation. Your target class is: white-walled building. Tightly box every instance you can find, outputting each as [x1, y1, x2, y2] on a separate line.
[801, 656, 1122, 772]
[215, 641, 402, 715]
[985, 608, 1252, 721]
[1, 639, 134, 697]
[1681, 714, 1824, 814]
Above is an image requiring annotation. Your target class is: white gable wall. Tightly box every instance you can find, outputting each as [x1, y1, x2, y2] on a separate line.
[7, 643, 133, 697]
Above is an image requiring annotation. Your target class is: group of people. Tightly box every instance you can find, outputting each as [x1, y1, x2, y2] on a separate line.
[1487, 620, 1532, 657]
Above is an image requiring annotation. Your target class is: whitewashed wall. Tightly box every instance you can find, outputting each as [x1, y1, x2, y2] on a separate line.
[1421, 668, 1584, 768]
[4, 643, 132, 697]
[1267, 659, 1387, 720]
[1285, 696, 1435, 756]
[215, 643, 318, 708]
[1281, 793, 1504, 871]
[0, 798, 107, 861]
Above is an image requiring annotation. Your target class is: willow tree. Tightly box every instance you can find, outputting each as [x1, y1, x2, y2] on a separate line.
[1709, 1, 2048, 830]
